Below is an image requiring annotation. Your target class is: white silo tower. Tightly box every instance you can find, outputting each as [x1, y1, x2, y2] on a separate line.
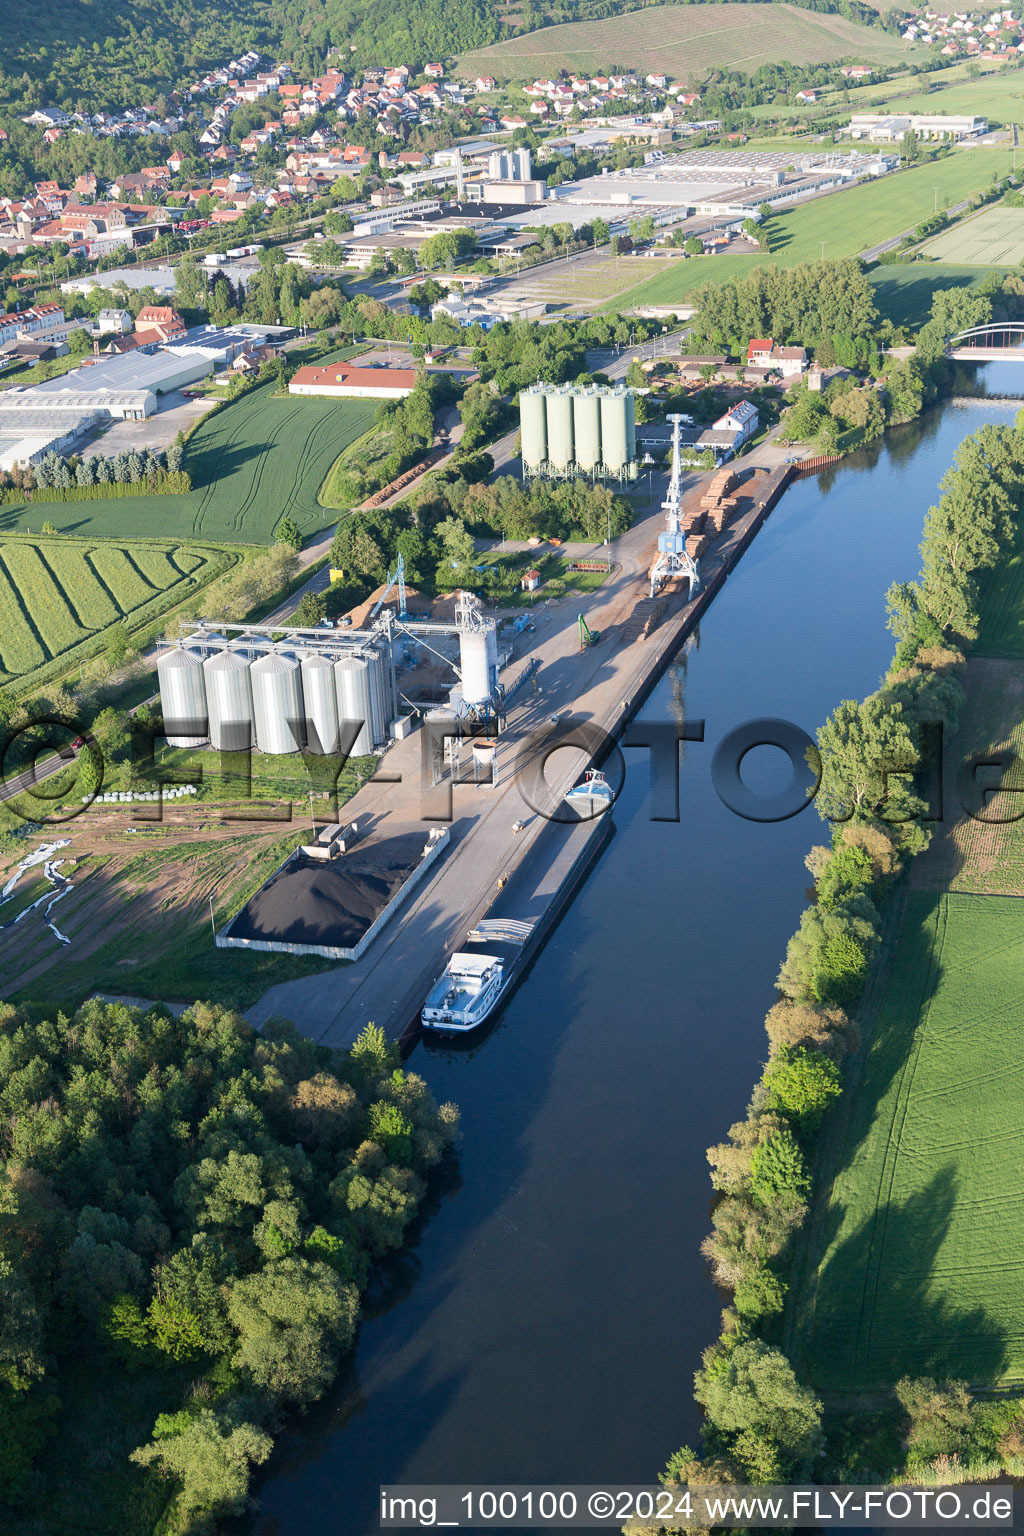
[158, 647, 208, 748]
[512, 146, 532, 180]
[519, 387, 547, 473]
[301, 652, 341, 755]
[573, 388, 602, 473]
[334, 655, 373, 757]
[203, 649, 254, 752]
[251, 650, 305, 755]
[546, 387, 574, 473]
[600, 388, 630, 476]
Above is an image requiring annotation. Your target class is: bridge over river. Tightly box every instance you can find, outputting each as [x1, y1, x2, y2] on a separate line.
[948, 322, 1024, 361]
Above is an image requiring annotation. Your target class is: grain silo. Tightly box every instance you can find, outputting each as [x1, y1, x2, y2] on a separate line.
[335, 655, 373, 757]
[546, 387, 574, 473]
[203, 649, 254, 752]
[301, 652, 341, 755]
[573, 388, 602, 472]
[157, 646, 208, 748]
[519, 387, 547, 473]
[625, 389, 637, 466]
[600, 389, 630, 475]
[364, 647, 387, 746]
[251, 651, 305, 755]
[459, 622, 497, 707]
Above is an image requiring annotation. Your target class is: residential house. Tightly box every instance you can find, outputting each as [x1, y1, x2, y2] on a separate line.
[713, 399, 759, 444]
[134, 305, 186, 342]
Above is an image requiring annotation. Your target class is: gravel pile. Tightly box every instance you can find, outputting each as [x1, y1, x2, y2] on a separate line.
[229, 832, 426, 949]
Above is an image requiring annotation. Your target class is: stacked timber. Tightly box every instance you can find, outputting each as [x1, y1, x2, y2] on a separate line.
[621, 595, 668, 643]
[687, 533, 709, 559]
[699, 465, 742, 534]
[700, 467, 738, 509]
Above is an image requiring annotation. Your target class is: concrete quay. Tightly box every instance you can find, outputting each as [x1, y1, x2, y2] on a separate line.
[246, 458, 797, 1049]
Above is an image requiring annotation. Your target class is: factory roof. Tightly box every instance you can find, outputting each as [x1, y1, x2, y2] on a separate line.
[291, 362, 418, 390]
[0, 386, 155, 412]
[0, 407, 102, 433]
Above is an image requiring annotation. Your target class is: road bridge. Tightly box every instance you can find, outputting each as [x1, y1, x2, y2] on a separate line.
[948, 323, 1024, 361]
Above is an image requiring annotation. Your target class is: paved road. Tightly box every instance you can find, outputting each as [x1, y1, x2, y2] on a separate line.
[860, 197, 971, 262]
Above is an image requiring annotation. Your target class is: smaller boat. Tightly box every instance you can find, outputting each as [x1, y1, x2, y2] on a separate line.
[421, 918, 533, 1034]
[563, 768, 614, 820]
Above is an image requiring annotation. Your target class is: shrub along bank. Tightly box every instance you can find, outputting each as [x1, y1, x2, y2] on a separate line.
[650, 417, 1024, 1506]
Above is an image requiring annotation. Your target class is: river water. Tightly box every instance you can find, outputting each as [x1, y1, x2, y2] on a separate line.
[243, 369, 1021, 1536]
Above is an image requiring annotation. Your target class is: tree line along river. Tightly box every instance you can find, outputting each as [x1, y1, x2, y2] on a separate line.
[240, 366, 1022, 1536]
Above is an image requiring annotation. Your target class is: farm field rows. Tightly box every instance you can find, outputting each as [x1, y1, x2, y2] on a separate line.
[793, 890, 1024, 1391]
[0, 535, 235, 692]
[921, 203, 1024, 264]
[456, 2, 909, 80]
[0, 385, 377, 545]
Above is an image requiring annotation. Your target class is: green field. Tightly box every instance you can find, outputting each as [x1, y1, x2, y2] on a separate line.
[879, 66, 1024, 127]
[742, 56, 1013, 122]
[0, 385, 378, 545]
[793, 890, 1024, 1391]
[867, 263, 992, 326]
[0, 534, 235, 692]
[592, 151, 1014, 315]
[457, 2, 909, 80]
[975, 529, 1024, 660]
[922, 202, 1024, 265]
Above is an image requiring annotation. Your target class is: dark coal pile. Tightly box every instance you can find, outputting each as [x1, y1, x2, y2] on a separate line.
[228, 832, 427, 949]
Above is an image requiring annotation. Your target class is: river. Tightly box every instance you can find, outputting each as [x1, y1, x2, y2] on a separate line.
[242, 368, 1022, 1535]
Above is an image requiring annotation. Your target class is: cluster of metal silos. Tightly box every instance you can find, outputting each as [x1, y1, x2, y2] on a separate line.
[519, 385, 637, 479]
[157, 638, 393, 757]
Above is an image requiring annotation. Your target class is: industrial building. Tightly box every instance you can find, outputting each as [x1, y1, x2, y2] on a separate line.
[156, 592, 507, 762]
[841, 114, 988, 143]
[0, 324, 289, 466]
[520, 384, 638, 482]
[288, 362, 418, 399]
[0, 406, 104, 471]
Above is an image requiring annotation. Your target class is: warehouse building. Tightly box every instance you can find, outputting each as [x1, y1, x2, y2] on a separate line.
[0, 384, 156, 422]
[841, 114, 988, 143]
[289, 362, 418, 399]
[0, 406, 104, 470]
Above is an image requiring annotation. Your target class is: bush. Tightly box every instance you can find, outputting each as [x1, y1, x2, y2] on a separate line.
[763, 1047, 841, 1130]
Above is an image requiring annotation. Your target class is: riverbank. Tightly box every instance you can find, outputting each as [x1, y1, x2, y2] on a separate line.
[240, 383, 1024, 1536]
[663, 405, 1024, 1489]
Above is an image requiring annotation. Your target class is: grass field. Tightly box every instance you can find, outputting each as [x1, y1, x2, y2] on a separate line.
[741, 55, 1012, 122]
[867, 263, 992, 326]
[911, 658, 1024, 898]
[457, 2, 909, 80]
[0, 384, 377, 545]
[921, 202, 1024, 265]
[0, 534, 235, 692]
[878, 67, 1024, 127]
[590, 151, 1013, 315]
[793, 890, 1024, 1391]
[976, 525, 1024, 660]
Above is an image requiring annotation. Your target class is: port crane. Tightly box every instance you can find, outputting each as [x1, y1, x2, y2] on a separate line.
[369, 551, 407, 619]
[648, 413, 700, 601]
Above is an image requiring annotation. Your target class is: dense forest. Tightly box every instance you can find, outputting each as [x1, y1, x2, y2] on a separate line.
[0, 998, 458, 1533]
[1, 0, 906, 108]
